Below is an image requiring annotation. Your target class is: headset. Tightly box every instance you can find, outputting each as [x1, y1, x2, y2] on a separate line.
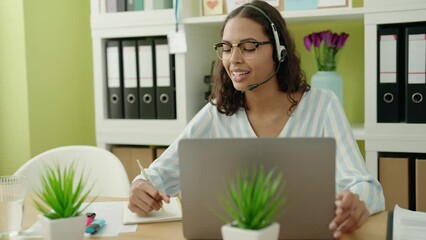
[243, 4, 287, 63]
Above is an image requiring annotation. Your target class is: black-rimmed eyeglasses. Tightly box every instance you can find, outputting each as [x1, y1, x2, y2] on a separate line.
[214, 41, 273, 60]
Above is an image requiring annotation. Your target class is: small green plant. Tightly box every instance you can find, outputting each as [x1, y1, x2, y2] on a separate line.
[215, 164, 285, 230]
[33, 162, 94, 219]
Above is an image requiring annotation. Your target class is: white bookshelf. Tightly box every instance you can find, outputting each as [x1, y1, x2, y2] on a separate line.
[363, 3, 426, 178]
[90, 1, 426, 174]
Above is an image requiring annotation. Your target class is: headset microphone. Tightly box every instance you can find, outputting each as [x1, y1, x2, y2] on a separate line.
[247, 60, 282, 91]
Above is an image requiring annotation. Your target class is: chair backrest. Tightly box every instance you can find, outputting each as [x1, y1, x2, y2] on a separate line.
[14, 145, 130, 198]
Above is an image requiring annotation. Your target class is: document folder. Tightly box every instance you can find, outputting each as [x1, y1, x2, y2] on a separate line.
[377, 27, 404, 123]
[405, 25, 426, 123]
[154, 38, 176, 119]
[379, 157, 410, 211]
[126, 0, 135, 11]
[138, 38, 156, 119]
[117, 0, 126, 11]
[106, 40, 124, 119]
[416, 158, 426, 211]
[105, 0, 117, 12]
[122, 40, 140, 119]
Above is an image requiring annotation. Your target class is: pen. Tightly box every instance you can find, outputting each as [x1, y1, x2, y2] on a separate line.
[85, 219, 105, 234]
[136, 159, 165, 212]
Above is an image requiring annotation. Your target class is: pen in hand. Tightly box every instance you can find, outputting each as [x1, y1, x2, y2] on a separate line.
[136, 159, 165, 212]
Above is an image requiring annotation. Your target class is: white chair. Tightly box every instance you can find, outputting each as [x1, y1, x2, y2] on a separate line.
[14, 145, 130, 198]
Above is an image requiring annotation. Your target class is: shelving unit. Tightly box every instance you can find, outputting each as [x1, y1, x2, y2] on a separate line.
[363, 3, 426, 178]
[90, 1, 426, 175]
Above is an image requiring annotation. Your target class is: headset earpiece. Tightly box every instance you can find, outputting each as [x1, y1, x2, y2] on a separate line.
[244, 4, 287, 63]
[279, 46, 287, 63]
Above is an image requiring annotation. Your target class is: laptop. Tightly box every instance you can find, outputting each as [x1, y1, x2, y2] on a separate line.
[178, 138, 335, 240]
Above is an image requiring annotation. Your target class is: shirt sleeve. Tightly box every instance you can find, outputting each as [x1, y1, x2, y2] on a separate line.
[132, 103, 214, 197]
[323, 93, 385, 214]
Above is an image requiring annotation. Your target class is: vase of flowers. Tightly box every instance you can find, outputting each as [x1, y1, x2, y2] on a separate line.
[304, 30, 349, 103]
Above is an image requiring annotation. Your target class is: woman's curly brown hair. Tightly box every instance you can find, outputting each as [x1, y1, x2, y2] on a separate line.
[208, 0, 310, 116]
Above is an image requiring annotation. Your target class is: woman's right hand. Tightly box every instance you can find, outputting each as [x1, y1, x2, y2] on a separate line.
[128, 179, 170, 216]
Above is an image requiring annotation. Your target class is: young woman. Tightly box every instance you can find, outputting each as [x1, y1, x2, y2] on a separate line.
[128, 1, 385, 238]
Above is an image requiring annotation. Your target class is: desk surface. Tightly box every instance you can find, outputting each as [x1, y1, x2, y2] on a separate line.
[22, 197, 388, 240]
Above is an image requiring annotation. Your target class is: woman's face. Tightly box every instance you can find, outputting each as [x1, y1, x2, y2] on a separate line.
[221, 16, 276, 92]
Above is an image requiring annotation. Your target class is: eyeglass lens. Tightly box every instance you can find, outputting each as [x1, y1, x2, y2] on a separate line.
[216, 42, 258, 60]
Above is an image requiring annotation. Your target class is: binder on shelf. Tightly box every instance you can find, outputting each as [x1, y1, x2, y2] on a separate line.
[117, 0, 126, 11]
[122, 40, 140, 119]
[416, 158, 426, 211]
[153, 0, 173, 9]
[138, 38, 156, 119]
[377, 27, 404, 123]
[144, 0, 154, 10]
[405, 25, 426, 123]
[106, 40, 124, 119]
[379, 157, 410, 211]
[154, 38, 176, 119]
[134, 0, 144, 10]
[126, 0, 135, 11]
[105, 0, 117, 12]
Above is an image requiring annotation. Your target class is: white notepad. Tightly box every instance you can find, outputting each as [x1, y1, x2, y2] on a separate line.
[122, 197, 182, 224]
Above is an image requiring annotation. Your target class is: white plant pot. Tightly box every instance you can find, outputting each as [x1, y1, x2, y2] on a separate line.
[221, 222, 280, 240]
[38, 214, 86, 240]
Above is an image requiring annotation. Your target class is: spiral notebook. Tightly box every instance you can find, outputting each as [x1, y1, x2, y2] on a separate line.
[122, 197, 182, 224]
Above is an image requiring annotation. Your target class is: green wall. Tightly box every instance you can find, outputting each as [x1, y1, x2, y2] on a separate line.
[0, 0, 32, 175]
[0, 0, 95, 175]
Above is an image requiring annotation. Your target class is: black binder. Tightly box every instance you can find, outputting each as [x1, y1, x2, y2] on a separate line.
[106, 40, 124, 119]
[138, 38, 156, 119]
[117, 0, 126, 11]
[122, 40, 140, 119]
[154, 38, 176, 119]
[126, 0, 135, 11]
[405, 25, 426, 123]
[377, 27, 405, 123]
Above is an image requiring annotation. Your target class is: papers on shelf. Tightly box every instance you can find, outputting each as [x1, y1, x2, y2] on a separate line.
[122, 197, 182, 224]
[392, 204, 426, 240]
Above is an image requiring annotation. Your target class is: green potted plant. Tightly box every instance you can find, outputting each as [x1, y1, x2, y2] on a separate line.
[215, 164, 286, 240]
[33, 162, 95, 240]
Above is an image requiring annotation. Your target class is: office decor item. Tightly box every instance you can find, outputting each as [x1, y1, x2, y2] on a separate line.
[226, 0, 283, 13]
[304, 30, 349, 103]
[213, 165, 285, 240]
[33, 162, 95, 240]
[318, 0, 351, 8]
[283, 0, 317, 11]
[202, 0, 224, 16]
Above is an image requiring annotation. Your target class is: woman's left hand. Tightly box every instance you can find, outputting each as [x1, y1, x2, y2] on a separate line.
[328, 190, 369, 239]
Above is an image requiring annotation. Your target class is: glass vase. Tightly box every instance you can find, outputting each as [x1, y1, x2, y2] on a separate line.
[311, 71, 343, 104]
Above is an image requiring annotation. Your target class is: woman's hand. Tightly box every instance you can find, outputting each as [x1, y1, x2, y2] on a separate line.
[329, 190, 369, 239]
[128, 179, 170, 216]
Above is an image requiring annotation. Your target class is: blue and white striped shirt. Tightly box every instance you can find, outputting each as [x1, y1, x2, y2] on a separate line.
[140, 88, 385, 215]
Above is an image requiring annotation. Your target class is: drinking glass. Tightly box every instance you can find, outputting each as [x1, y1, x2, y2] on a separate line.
[0, 175, 27, 238]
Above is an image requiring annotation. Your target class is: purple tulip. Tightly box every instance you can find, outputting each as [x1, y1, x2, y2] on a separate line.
[331, 33, 339, 47]
[337, 33, 349, 48]
[303, 30, 350, 71]
[304, 35, 313, 51]
[313, 33, 321, 47]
